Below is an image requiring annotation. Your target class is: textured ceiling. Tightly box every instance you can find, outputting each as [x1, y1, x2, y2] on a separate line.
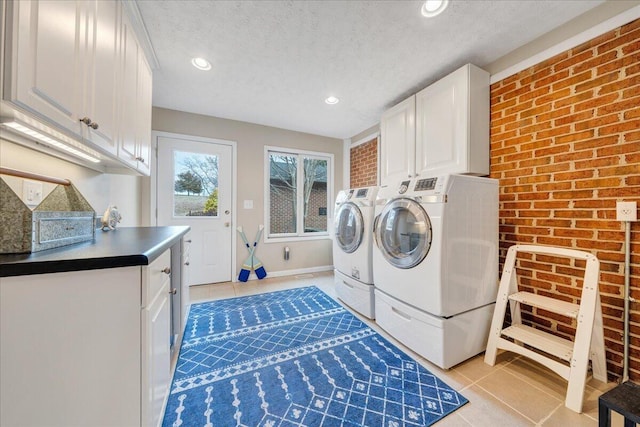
[136, 0, 604, 139]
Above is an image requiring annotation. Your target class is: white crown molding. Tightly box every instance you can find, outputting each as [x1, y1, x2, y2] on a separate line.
[122, 0, 160, 70]
[351, 132, 380, 148]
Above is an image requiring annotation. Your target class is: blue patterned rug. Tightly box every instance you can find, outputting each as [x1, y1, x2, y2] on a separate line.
[162, 286, 468, 426]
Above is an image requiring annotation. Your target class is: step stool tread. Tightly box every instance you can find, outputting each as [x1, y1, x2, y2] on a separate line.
[508, 291, 580, 318]
[501, 324, 574, 361]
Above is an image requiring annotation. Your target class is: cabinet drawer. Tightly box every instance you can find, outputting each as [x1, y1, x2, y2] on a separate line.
[143, 250, 171, 306]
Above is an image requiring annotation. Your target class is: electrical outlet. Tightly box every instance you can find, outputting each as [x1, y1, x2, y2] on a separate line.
[616, 201, 637, 222]
[22, 179, 43, 206]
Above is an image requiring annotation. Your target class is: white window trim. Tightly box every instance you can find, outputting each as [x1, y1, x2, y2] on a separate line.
[264, 145, 334, 243]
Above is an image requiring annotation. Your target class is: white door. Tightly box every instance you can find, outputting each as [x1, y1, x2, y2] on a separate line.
[157, 135, 234, 285]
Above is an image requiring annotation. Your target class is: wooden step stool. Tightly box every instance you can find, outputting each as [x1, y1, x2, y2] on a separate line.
[484, 244, 607, 413]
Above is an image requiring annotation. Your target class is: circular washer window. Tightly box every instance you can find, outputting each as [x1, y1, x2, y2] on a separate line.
[334, 202, 364, 253]
[375, 198, 432, 269]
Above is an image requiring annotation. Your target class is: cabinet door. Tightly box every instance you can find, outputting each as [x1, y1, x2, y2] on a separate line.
[380, 95, 415, 186]
[144, 284, 171, 427]
[83, 0, 120, 155]
[415, 65, 469, 177]
[135, 54, 153, 175]
[118, 12, 140, 170]
[8, 0, 84, 134]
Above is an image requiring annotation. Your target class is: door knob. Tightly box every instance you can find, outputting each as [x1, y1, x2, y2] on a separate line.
[225, 210, 230, 215]
[224, 222, 230, 227]
[161, 267, 171, 275]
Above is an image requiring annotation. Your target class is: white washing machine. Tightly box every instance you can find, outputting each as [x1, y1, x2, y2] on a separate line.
[333, 186, 378, 319]
[373, 174, 498, 369]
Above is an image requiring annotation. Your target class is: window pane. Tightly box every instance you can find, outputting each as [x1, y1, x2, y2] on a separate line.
[173, 151, 219, 217]
[303, 157, 328, 233]
[269, 153, 297, 233]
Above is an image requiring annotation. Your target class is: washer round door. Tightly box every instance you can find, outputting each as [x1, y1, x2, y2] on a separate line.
[375, 198, 433, 269]
[334, 202, 364, 253]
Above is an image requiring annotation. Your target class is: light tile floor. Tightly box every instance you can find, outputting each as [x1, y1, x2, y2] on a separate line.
[187, 271, 625, 427]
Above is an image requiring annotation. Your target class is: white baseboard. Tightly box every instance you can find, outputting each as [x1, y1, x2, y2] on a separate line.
[239, 265, 334, 282]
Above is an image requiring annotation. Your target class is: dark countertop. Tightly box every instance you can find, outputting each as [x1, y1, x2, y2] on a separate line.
[0, 226, 190, 277]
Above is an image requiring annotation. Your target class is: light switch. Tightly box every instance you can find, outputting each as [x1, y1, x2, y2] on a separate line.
[22, 179, 43, 206]
[243, 200, 254, 209]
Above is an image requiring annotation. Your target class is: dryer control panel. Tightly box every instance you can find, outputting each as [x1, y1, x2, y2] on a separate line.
[415, 178, 437, 191]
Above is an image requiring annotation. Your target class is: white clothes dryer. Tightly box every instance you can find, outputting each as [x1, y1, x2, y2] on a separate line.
[333, 186, 378, 319]
[372, 174, 498, 369]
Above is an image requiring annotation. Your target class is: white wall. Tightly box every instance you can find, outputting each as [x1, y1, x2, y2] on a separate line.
[151, 107, 344, 278]
[0, 139, 141, 227]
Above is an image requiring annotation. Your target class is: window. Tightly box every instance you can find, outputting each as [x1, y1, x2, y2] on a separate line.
[172, 150, 219, 217]
[265, 147, 333, 241]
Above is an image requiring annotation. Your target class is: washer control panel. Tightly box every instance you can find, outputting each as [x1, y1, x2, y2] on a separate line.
[355, 188, 368, 198]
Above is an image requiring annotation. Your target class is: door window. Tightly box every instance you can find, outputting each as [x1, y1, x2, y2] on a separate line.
[375, 198, 432, 269]
[172, 150, 219, 218]
[335, 202, 363, 253]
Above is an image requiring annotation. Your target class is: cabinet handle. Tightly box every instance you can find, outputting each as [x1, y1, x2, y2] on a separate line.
[89, 122, 99, 130]
[135, 156, 146, 163]
[184, 261, 190, 266]
[185, 239, 192, 243]
[169, 288, 177, 295]
[79, 117, 93, 126]
[161, 267, 171, 275]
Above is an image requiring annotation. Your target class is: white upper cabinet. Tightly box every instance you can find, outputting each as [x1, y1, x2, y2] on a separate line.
[6, 0, 119, 156]
[416, 64, 489, 177]
[118, 12, 153, 175]
[3, 0, 153, 175]
[380, 64, 489, 185]
[84, 0, 121, 155]
[380, 95, 416, 185]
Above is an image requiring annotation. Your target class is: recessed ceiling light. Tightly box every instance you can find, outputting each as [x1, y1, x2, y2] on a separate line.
[191, 57, 212, 71]
[421, 0, 449, 17]
[325, 96, 339, 105]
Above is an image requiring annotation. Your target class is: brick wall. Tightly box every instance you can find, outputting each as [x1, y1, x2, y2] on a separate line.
[350, 138, 378, 187]
[270, 184, 327, 233]
[490, 18, 640, 381]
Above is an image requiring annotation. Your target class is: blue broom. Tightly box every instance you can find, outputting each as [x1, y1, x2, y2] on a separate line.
[237, 227, 253, 282]
[251, 225, 267, 279]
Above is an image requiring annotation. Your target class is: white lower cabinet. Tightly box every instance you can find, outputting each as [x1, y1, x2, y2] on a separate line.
[142, 251, 172, 427]
[0, 250, 173, 427]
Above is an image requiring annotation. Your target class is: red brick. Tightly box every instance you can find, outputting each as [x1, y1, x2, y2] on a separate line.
[597, 28, 640, 55]
[552, 70, 593, 91]
[555, 49, 595, 71]
[574, 50, 619, 74]
[598, 96, 640, 116]
[574, 93, 620, 112]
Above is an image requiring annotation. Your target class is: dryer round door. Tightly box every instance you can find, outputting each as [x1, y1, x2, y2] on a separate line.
[334, 202, 364, 253]
[374, 198, 432, 269]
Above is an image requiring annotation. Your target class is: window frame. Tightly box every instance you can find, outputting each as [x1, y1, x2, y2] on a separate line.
[264, 146, 334, 243]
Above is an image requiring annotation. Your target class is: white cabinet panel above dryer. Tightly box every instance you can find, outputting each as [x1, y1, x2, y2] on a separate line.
[380, 64, 489, 185]
[415, 64, 490, 178]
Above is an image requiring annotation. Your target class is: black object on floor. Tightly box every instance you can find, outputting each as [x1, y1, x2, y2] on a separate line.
[598, 381, 640, 427]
